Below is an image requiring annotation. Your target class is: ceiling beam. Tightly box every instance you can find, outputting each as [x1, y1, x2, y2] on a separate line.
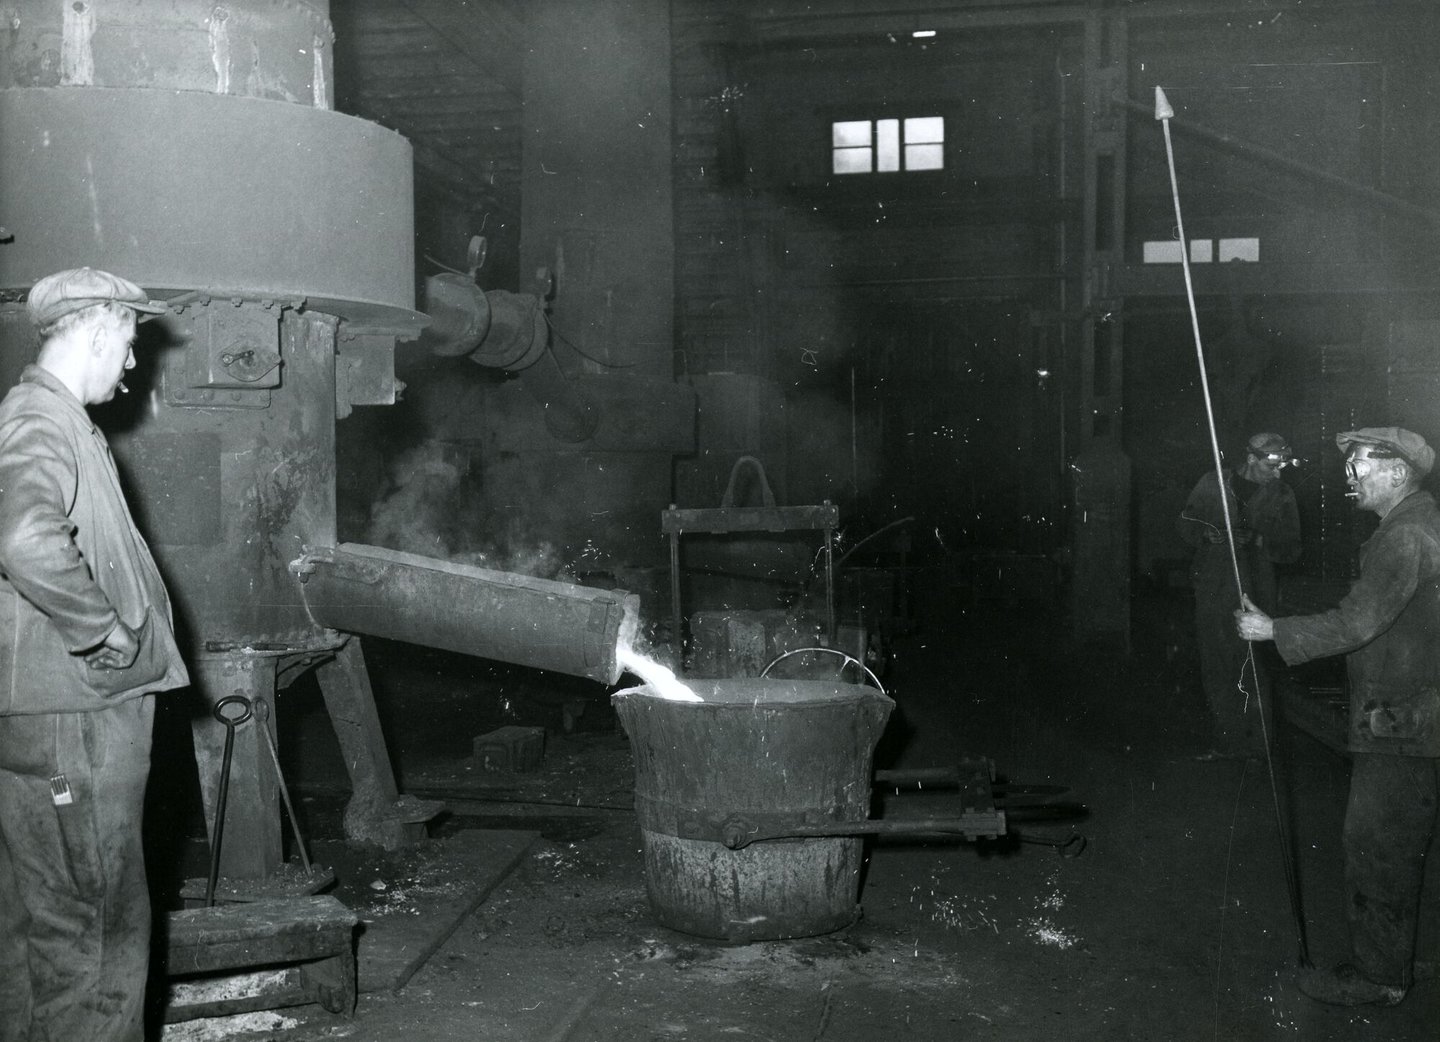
[744, 0, 1436, 42]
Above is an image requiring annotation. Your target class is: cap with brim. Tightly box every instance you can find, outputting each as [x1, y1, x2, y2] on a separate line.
[26, 267, 168, 327]
[1336, 427, 1435, 477]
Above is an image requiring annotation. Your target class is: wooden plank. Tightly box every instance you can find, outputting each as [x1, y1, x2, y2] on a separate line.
[343, 54, 511, 87]
[165, 896, 358, 976]
[164, 968, 314, 1023]
[356, 91, 521, 115]
[377, 113, 516, 136]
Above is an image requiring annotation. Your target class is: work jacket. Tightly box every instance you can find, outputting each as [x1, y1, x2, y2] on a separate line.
[1178, 467, 1301, 612]
[1274, 490, 1440, 757]
[0, 365, 188, 714]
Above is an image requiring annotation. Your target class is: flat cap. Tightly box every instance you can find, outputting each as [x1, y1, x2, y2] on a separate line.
[1336, 427, 1435, 477]
[26, 267, 167, 327]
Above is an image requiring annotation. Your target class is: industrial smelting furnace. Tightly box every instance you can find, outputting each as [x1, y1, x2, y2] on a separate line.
[0, 0, 638, 883]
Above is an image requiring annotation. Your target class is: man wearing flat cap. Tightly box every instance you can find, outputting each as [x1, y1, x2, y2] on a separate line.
[1178, 431, 1302, 757]
[0, 268, 188, 1041]
[1237, 426, 1440, 1008]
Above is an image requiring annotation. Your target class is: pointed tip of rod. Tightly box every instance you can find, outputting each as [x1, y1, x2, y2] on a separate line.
[1154, 85, 1175, 121]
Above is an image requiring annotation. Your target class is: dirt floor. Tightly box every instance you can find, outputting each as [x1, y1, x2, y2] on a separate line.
[146, 570, 1438, 1042]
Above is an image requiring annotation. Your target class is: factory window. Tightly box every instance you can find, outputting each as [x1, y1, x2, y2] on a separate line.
[1142, 237, 1260, 263]
[832, 117, 944, 175]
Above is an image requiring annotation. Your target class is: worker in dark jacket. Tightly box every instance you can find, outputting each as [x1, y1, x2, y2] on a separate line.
[0, 268, 189, 1042]
[1178, 432, 1301, 755]
[1236, 426, 1440, 1008]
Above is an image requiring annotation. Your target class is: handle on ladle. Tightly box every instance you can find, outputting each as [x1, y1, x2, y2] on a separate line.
[760, 646, 886, 695]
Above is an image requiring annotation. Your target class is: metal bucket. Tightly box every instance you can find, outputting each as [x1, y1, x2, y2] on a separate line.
[613, 678, 893, 942]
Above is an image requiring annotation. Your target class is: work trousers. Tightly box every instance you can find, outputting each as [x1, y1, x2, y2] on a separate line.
[1343, 752, 1440, 989]
[0, 698, 155, 1042]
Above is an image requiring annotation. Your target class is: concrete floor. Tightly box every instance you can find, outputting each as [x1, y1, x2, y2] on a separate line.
[148, 570, 1438, 1041]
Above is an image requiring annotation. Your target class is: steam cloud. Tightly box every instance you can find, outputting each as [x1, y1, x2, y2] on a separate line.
[365, 441, 574, 580]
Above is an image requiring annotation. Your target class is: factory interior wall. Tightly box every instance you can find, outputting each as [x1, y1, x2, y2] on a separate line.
[340, 0, 678, 582]
[520, 0, 675, 376]
[669, 10, 1078, 580]
[668, 1, 1440, 597]
[336, 0, 1440, 619]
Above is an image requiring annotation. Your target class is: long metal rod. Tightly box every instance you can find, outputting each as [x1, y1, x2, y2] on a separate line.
[254, 698, 312, 875]
[1157, 88, 1245, 603]
[1156, 86, 1310, 969]
[725, 817, 1006, 850]
[824, 527, 836, 644]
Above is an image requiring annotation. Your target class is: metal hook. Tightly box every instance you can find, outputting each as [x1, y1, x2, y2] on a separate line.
[213, 693, 253, 727]
[206, 695, 252, 906]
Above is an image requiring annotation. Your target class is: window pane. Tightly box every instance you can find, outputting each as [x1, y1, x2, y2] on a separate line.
[905, 116, 944, 144]
[832, 121, 871, 148]
[905, 143, 944, 170]
[876, 119, 900, 172]
[833, 147, 873, 174]
[1218, 237, 1260, 262]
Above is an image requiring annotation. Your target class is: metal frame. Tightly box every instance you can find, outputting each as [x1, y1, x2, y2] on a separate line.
[660, 457, 840, 663]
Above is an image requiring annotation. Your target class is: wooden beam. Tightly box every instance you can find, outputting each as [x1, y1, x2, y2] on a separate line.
[339, 53, 513, 89]
[354, 91, 520, 118]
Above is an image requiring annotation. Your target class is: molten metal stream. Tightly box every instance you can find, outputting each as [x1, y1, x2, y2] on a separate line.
[617, 645, 702, 702]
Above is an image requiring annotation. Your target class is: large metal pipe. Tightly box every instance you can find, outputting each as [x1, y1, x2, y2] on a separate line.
[417, 273, 599, 442]
[291, 543, 640, 685]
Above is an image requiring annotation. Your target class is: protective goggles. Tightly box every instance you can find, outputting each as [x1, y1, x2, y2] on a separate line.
[1345, 450, 1396, 480]
[1250, 450, 1298, 469]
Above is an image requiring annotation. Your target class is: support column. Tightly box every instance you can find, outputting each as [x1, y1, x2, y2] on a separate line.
[1071, 11, 1132, 647]
[315, 636, 437, 851]
[191, 652, 282, 880]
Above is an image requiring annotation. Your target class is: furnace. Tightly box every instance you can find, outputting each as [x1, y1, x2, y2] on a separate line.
[0, 0, 638, 887]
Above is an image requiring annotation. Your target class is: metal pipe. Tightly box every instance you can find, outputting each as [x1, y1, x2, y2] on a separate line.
[292, 543, 639, 685]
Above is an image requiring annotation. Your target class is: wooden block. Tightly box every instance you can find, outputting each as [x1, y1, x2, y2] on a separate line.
[162, 895, 360, 1021]
[178, 863, 337, 908]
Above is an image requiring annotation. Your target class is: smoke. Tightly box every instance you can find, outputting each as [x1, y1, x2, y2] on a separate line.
[785, 390, 882, 505]
[365, 441, 573, 580]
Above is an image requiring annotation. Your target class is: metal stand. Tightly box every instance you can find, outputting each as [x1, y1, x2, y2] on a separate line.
[662, 456, 839, 662]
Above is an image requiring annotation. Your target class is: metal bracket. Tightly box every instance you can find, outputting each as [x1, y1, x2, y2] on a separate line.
[165, 299, 282, 409]
[634, 793, 853, 847]
[632, 756, 1011, 851]
[335, 329, 400, 419]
